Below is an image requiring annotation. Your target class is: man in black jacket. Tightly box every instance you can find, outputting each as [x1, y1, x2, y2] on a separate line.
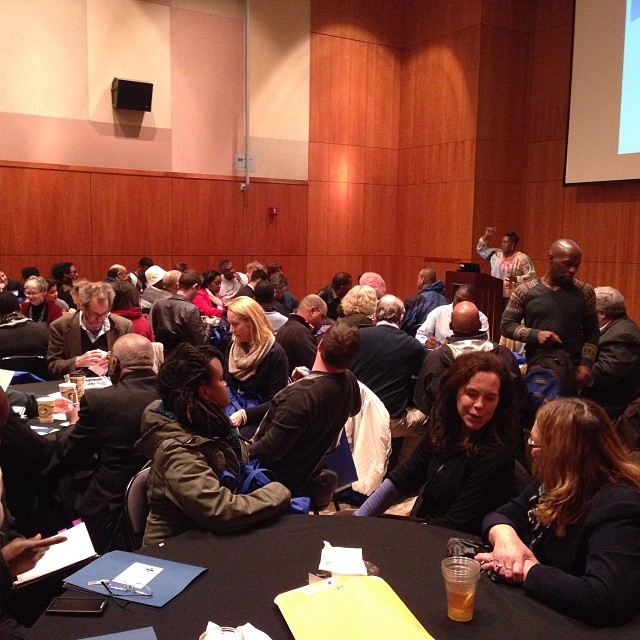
[57, 333, 159, 553]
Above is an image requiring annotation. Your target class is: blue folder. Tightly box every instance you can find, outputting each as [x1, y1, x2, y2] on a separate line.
[64, 550, 206, 608]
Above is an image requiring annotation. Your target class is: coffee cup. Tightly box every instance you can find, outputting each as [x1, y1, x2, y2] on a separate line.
[59, 382, 77, 402]
[36, 397, 56, 424]
[69, 371, 86, 398]
[441, 556, 481, 622]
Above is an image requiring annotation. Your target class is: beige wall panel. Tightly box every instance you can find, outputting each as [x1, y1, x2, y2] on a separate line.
[522, 182, 564, 260]
[625, 265, 640, 323]
[308, 143, 365, 184]
[400, 28, 481, 149]
[247, 138, 308, 181]
[0, 0, 88, 119]
[399, 141, 476, 185]
[576, 262, 627, 294]
[172, 178, 244, 256]
[307, 181, 364, 256]
[0, 167, 91, 257]
[403, 0, 482, 47]
[528, 24, 572, 142]
[91, 173, 172, 255]
[172, 0, 243, 19]
[244, 182, 309, 256]
[477, 25, 528, 142]
[360, 255, 397, 293]
[87, 0, 171, 128]
[525, 140, 566, 183]
[311, 0, 402, 46]
[365, 44, 401, 149]
[362, 185, 398, 256]
[394, 256, 428, 300]
[309, 34, 368, 146]
[396, 182, 474, 258]
[627, 191, 640, 264]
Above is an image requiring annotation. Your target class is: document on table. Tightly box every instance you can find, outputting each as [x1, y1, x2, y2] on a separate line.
[15, 521, 97, 587]
[78, 628, 158, 640]
[275, 575, 435, 640]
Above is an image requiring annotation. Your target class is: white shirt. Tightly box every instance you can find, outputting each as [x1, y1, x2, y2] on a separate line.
[415, 303, 490, 345]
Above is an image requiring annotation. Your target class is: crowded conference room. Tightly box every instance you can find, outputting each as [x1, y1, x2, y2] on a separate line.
[1, 0, 640, 638]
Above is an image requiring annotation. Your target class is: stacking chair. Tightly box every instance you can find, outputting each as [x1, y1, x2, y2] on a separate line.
[122, 462, 151, 550]
[0, 355, 49, 382]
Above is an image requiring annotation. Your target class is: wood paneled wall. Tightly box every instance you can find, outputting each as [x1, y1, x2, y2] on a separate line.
[0, 162, 308, 300]
[4, 1, 640, 318]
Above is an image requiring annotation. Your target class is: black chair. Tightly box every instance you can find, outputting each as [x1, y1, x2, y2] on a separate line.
[0, 355, 49, 382]
[122, 462, 151, 550]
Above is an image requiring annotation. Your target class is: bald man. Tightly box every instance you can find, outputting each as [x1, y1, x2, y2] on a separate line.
[276, 294, 328, 373]
[501, 239, 599, 394]
[57, 333, 158, 553]
[415, 302, 523, 417]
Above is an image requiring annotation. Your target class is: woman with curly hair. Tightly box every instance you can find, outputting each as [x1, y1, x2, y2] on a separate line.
[477, 398, 640, 626]
[224, 296, 289, 437]
[339, 285, 377, 328]
[137, 343, 290, 545]
[355, 351, 516, 535]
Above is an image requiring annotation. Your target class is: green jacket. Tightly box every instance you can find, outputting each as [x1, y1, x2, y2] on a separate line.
[136, 400, 291, 545]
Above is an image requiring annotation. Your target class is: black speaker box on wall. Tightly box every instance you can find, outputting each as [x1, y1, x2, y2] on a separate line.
[111, 78, 153, 112]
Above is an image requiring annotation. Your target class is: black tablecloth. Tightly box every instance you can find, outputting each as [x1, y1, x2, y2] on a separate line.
[27, 515, 640, 639]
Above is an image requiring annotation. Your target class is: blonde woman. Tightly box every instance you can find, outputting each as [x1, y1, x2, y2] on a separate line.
[224, 297, 289, 437]
[339, 285, 377, 328]
[477, 398, 640, 626]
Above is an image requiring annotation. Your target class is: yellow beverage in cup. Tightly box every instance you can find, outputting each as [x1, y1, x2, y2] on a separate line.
[445, 583, 476, 622]
[441, 556, 480, 622]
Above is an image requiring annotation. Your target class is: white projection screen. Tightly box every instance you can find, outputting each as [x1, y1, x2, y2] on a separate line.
[565, 0, 640, 184]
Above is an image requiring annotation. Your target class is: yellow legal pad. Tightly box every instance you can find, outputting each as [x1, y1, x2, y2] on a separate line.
[274, 575, 435, 639]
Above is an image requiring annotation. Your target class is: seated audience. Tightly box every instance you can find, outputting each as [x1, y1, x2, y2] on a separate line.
[45, 278, 68, 312]
[339, 285, 377, 328]
[0, 271, 23, 298]
[401, 268, 448, 337]
[358, 272, 386, 299]
[47, 281, 132, 378]
[129, 256, 153, 294]
[356, 352, 516, 536]
[219, 259, 246, 301]
[137, 343, 290, 545]
[271, 272, 298, 317]
[56, 334, 158, 553]
[276, 294, 326, 374]
[104, 264, 128, 283]
[51, 261, 78, 309]
[477, 398, 640, 627]
[582, 286, 640, 419]
[20, 276, 62, 324]
[416, 284, 490, 346]
[140, 265, 167, 312]
[414, 302, 523, 418]
[317, 272, 353, 320]
[0, 291, 48, 359]
[150, 270, 214, 355]
[225, 297, 289, 437]
[249, 322, 362, 495]
[350, 295, 427, 465]
[233, 269, 268, 300]
[192, 270, 224, 318]
[254, 281, 287, 333]
[110, 280, 154, 341]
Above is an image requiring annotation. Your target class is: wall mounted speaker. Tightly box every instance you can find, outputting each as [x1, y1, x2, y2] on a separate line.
[111, 78, 153, 112]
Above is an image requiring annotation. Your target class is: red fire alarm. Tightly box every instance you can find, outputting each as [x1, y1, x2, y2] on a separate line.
[268, 207, 278, 216]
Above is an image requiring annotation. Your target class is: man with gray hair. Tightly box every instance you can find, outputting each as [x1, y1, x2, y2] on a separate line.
[276, 294, 327, 373]
[582, 286, 640, 418]
[350, 295, 428, 464]
[56, 333, 158, 552]
[47, 281, 132, 378]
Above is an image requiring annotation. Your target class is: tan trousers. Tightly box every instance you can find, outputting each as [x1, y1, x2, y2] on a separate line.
[389, 407, 428, 466]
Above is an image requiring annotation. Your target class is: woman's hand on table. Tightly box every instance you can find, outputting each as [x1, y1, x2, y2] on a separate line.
[475, 524, 538, 583]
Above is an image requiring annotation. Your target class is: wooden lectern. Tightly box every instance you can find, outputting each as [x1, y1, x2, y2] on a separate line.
[445, 271, 504, 341]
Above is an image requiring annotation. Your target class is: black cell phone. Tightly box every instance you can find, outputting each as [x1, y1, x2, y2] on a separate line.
[45, 596, 108, 615]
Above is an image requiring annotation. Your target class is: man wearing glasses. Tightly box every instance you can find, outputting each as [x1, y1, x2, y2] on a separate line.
[47, 281, 132, 378]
